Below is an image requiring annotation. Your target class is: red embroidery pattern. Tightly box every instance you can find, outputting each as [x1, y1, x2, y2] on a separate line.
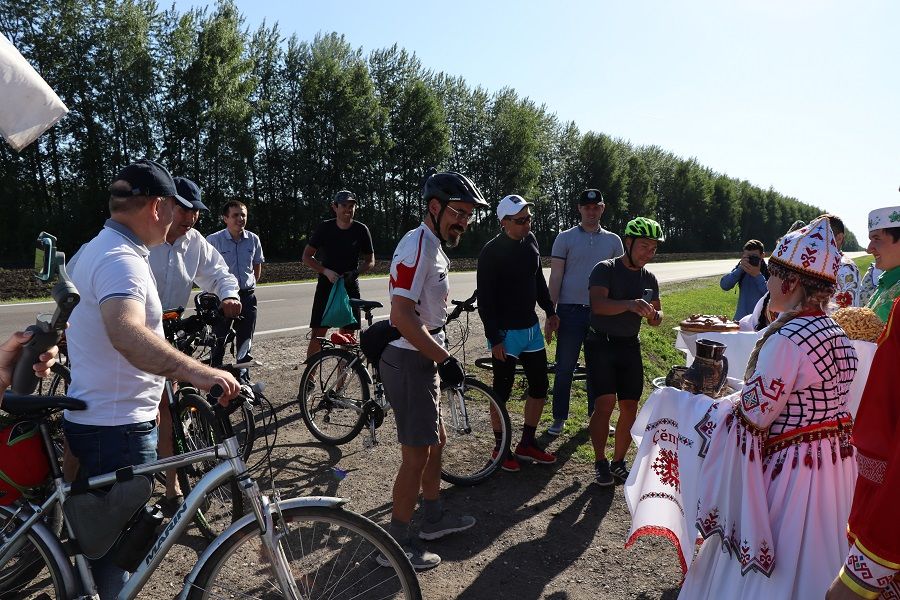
[848, 555, 874, 579]
[651, 448, 680, 492]
[696, 508, 776, 577]
[741, 376, 785, 415]
[857, 452, 887, 484]
[834, 291, 853, 308]
[638, 492, 684, 516]
[800, 245, 818, 268]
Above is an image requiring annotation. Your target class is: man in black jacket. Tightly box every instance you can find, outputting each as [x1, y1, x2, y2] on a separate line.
[477, 195, 559, 472]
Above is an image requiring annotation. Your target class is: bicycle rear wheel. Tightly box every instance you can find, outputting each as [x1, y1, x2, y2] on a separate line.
[0, 506, 71, 599]
[176, 393, 243, 540]
[187, 505, 421, 600]
[297, 348, 369, 445]
[440, 377, 510, 486]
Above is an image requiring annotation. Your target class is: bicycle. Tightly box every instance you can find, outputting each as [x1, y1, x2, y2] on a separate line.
[473, 357, 588, 381]
[297, 293, 512, 486]
[0, 389, 421, 599]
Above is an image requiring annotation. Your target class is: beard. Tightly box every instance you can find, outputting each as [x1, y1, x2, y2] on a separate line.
[444, 225, 464, 248]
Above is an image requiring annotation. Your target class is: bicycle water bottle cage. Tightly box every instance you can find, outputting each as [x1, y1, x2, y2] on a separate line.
[63, 475, 152, 560]
[330, 332, 357, 346]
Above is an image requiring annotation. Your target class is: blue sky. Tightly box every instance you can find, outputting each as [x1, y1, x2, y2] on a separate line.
[175, 0, 899, 243]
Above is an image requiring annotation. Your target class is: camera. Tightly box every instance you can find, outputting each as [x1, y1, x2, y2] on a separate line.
[747, 255, 761, 267]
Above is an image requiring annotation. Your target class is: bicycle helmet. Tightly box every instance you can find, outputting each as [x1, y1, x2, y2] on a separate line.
[421, 171, 489, 209]
[624, 217, 665, 241]
[0, 421, 50, 505]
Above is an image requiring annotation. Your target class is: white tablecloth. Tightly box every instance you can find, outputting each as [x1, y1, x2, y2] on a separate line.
[847, 340, 876, 417]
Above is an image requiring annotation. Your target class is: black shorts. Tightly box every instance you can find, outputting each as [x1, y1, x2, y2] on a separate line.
[309, 275, 361, 330]
[584, 332, 643, 401]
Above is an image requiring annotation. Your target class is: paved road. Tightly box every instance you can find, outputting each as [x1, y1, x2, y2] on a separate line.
[0, 253, 867, 338]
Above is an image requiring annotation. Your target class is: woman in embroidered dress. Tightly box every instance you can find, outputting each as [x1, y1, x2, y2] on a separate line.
[680, 217, 858, 599]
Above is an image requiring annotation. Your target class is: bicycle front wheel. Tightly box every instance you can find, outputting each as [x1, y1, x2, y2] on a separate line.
[297, 348, 369, 445]
[187, 505, 421, 600]
[0, 506, 71, 599]
[440, 377, 511, 486]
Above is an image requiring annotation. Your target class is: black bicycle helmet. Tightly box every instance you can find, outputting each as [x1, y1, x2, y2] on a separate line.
[421, 171, 489, 209]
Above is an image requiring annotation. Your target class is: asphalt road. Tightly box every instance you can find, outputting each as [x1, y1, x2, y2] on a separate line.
[0, 253, 867, 337]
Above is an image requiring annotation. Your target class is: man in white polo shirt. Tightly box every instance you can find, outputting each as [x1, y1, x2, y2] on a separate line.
[64, 159, 239, 598]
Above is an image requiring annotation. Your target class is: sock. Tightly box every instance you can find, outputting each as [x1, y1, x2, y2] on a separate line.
[493, 430, 503, 452]
[422, 497, 443, 523]
[520, 424, 537, 447]
[386, 518, 410, 544]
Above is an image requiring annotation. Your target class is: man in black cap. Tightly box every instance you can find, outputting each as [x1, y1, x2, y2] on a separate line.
[148, 175, 241, 513]
[302, 190, 375, 362]
[63, 160, 240, 597]
[545, 189, 624, 436]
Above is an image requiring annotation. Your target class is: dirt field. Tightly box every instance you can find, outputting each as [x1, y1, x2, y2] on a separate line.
[135, 315, 684, 600]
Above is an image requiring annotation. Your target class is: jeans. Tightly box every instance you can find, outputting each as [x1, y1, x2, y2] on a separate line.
[63, 419, 158, 599]
[551, 304, 595, 420]
[212, 289, 258, 365]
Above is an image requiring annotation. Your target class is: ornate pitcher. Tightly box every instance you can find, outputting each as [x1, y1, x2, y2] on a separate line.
[682, 339, 729, 397]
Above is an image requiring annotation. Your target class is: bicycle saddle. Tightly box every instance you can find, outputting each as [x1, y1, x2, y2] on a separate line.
[1, 393, 86, 415]
[349, 299, 382, 312]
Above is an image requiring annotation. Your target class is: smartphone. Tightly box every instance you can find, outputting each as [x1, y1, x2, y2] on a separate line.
[34, 232, 56, 281]
[642, 288, 654, 302]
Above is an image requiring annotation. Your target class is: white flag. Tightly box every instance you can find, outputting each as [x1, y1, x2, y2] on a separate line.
[0, 32, 68, 152]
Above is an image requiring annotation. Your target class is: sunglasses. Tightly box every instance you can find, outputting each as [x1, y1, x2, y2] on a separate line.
[444, 204, 476, 224]
[505, 214, 532, 225]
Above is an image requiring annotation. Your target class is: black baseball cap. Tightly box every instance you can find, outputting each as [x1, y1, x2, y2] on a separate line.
[333, 190, 357, 205]
[578, 189, 605, 205]
[173, 176, 208, 211]
[111, 160, 192, 208]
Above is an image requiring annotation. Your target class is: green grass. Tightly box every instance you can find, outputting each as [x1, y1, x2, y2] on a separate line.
[854, 254, 874, 271]
[503, 275, 736, 464]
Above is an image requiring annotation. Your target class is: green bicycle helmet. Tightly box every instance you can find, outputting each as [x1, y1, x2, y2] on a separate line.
[624, 217, 664, 241]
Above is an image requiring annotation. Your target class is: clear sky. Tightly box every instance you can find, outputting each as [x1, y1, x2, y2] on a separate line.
[174, 0, 898, 243]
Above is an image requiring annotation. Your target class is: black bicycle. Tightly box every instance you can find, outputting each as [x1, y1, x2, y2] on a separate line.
[297, 293, 512, 486]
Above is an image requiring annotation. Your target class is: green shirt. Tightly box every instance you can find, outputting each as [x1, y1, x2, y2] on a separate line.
[866, 265, 900, 322]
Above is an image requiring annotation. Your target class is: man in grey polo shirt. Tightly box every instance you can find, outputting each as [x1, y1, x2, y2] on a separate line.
[545, 189, 623, 436]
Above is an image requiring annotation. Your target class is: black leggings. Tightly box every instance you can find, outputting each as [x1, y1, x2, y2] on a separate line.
[491, 348, 549, 404]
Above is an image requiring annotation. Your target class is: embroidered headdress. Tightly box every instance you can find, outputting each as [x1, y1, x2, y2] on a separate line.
[867, 206, 900, 232]
[769, 216, 840, 284]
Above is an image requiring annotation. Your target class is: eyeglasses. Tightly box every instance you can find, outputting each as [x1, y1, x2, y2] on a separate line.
[505, 214, 532, 225]
[444, 204, 476, 224]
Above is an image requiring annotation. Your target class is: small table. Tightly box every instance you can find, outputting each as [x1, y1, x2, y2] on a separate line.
[674, 328, 761, 380]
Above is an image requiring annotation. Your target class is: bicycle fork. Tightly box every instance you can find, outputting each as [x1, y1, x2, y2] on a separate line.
[445, 385, 471, 435]
[242, 478, 303, 598]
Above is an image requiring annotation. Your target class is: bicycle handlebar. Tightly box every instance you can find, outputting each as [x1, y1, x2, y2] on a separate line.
[446, 290, 478, 324]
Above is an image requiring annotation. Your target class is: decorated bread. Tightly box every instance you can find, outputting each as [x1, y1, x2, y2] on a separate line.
[679, 314, 740, 333]
[832, 307, 883, 343]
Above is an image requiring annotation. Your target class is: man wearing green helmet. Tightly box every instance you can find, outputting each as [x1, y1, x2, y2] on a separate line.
[586, 216, 664, 486]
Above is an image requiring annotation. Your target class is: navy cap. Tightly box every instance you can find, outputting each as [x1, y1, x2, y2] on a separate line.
[578, 189, 605, 205]
[173, 177, 208, 211]
[333, 190, 357, 205]
[111, 160, 192, 209]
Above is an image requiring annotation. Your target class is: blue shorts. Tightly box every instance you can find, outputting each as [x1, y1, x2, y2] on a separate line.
[487, 322, 545, 358]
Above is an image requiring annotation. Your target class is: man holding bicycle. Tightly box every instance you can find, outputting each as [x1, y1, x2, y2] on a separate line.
[379, 171, 487, 569]
[63, 160, 239, 597]
[148, 176, 241, 514]
[477, 194, 559, 472]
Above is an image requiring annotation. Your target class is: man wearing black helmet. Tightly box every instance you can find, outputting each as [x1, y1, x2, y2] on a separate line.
[303, 190, 375, 361]
[378, 171, 487, 570]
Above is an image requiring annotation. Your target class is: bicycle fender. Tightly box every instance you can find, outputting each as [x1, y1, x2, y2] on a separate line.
[0, 504, 77, 594]
[178, 496, 348, 599]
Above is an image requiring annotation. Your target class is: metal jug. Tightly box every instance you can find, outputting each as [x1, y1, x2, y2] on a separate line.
[682, 339, 729, 396]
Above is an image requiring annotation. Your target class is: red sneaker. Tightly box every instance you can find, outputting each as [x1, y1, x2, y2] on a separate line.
[514, 443, 557, 465]
[491, 450, 521, 472]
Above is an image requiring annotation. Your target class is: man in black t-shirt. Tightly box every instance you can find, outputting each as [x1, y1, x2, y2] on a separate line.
[302, 190, 375, 360]
[586, 217, 664, 487]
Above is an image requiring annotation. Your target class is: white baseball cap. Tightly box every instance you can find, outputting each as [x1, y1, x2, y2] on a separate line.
[496, 194, 534, 220]
[868, 206, 900, 232]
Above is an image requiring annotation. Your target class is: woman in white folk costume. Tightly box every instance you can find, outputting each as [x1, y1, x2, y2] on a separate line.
[651, 217, 858, 599]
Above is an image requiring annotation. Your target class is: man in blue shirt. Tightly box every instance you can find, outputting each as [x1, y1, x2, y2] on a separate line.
[720, 239, 768, 320]
[207, 200, 265, 365]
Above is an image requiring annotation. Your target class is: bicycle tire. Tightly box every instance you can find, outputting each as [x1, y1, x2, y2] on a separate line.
[187, 504, 421, 600]
[440, 377, 511, 486]
[297, 348, 369, 445]
[176, 393, 243, 540]
[0, 505, 71, 599]
[226, 398, 256, 462]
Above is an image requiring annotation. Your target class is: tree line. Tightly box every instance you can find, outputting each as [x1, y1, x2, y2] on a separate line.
[0, 0, 860, 265]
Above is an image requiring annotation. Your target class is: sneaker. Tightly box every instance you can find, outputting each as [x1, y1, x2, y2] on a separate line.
[377, 538, 441, 571]
[514, 443, 557, 465]
[491, 449, 521, 472]
[547, 420, 565, 436]
[418, 511, 476, 541]
[610, 460, 630, 484]
[594, 459, 614, 487]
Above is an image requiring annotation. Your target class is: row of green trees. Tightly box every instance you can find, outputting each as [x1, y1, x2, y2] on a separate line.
[0, 0, 859, 264]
